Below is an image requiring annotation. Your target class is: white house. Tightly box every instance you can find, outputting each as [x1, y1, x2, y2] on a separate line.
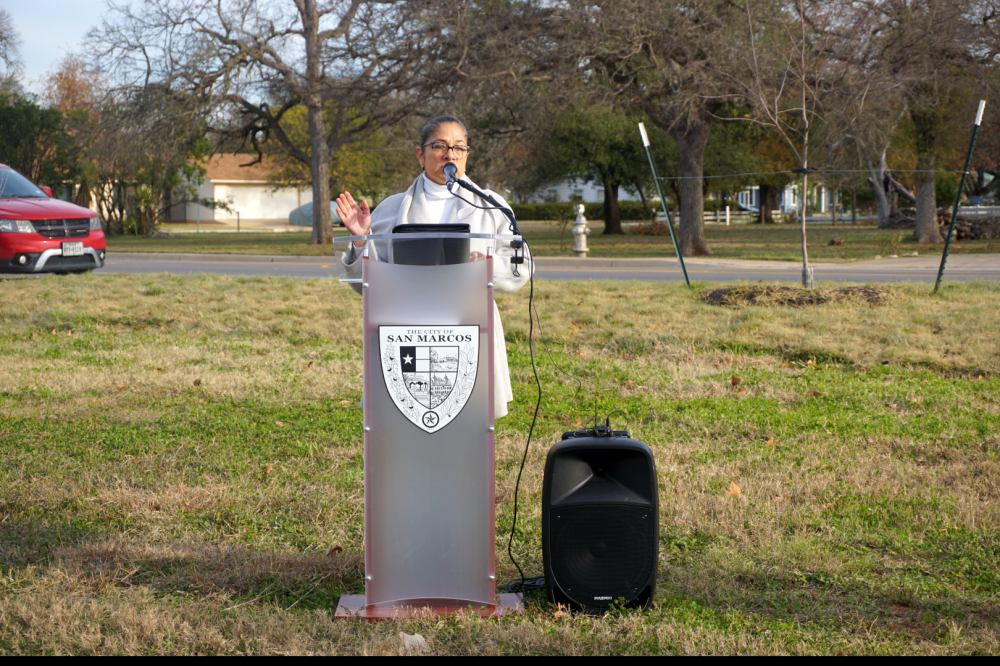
[171, 154, 306, 222]
[517, 177, 644, 204]
[519, 177, 840, 215]
[734, 184, 840, 214]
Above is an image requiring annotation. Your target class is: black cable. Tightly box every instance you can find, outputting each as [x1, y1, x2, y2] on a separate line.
[446, 180, 539, 592]
[605, 409, 630, 434]
[505, 575, 547, 594]
[506, 239, 540, 592]
[448, 188, 503, 213]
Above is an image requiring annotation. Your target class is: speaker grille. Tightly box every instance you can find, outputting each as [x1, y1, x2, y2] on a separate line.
[549, 505, 655, 606]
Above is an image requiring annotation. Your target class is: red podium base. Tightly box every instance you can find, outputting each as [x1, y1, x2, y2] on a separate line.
[333, 594, 524, 621]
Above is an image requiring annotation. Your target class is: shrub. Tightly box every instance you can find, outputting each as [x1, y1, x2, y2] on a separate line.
[510, 200, 655, 222]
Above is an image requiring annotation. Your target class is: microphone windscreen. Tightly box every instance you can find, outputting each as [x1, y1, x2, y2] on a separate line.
[443, 162, 458, 185]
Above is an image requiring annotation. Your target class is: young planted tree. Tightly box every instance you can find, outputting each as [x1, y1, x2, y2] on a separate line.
[89, 0, 449, 244]
[735, 0, 878, 286]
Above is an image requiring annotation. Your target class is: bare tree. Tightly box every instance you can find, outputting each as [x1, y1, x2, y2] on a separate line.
[815, 0, 1000, 241]
[554, 0, 747, 256]
[733, 0, 880, 286]
[434, 0, 575, 198]
[89, 0, 449, 244]
[878, 1, 998, 242]
[0, 8, 23, 94]
[970, 77, 1000, 201]
[0, 9, 21, 73]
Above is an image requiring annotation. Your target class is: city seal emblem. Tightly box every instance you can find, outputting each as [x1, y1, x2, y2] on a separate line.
[379, 325, 480, 433]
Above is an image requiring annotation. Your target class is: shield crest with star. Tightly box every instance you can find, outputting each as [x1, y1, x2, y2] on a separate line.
[379, 326, 480, 433]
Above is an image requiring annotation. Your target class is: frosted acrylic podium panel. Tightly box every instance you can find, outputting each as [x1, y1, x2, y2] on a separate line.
[335, 233, 521, 609]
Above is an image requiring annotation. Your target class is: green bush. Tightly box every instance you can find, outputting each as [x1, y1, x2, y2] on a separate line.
[510, 200, 654, 222]
[508, 202, 574, 221]
[936, 173, 958, 205]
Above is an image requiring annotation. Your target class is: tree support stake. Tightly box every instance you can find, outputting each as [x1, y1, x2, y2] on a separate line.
[934, 101, 986, 294]
[639, 123, 690, 288]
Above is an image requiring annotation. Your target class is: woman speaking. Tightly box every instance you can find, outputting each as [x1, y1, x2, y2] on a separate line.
[337, 116, 532, 418]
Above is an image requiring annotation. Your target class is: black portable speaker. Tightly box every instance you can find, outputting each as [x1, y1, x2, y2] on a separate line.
[542, 426, 658, 613]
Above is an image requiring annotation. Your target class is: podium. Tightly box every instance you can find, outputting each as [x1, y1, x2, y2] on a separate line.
[332, 233, 524, 620]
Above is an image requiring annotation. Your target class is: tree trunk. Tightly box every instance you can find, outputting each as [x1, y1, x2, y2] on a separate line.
[851, 188, 857, 225]
[800, 171, 811, 287]
[757, 184, 780, 224]
[914, 137, 943, 243]
[302, 0, 333, 245]
[74, 181, 91, 208]
[868, 155, 891, 228]
[831, 188, 837, 227]
[308, 103, 332, 244]
[633, 180, 651, 218]
[669, 120, 712, 256]
[601, 175, 623, 234]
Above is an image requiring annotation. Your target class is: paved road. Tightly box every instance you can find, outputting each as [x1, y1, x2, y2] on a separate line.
[95, 252, 999, 283]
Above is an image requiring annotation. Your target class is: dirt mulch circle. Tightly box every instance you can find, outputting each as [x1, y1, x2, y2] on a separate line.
[702, 284, 889, 307]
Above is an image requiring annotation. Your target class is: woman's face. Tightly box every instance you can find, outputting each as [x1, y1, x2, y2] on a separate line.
[417, 122, 469, 186]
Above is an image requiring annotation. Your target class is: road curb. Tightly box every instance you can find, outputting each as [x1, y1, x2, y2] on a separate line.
[110, 252, 338, 265]
[106, 251, 998, 271]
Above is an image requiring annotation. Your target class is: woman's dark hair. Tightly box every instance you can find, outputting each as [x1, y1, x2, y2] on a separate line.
[420, 116, 468, 146]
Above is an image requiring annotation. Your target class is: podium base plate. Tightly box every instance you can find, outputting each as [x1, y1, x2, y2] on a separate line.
[333, 594, 524, 621]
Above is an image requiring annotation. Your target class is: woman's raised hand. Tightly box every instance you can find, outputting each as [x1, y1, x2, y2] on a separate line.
[335, 191, 371, 237]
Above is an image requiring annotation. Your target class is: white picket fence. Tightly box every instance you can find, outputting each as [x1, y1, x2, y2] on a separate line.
[651, 205, 999, 226]
[656, 209, 759, 225]
[957, 205, 1000, 218]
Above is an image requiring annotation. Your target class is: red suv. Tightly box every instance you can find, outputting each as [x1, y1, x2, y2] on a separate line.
[1, 164, 106, 274]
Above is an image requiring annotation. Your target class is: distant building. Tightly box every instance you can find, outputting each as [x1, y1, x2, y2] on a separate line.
[733, 184, 840, 214]
[517, 177, 839, 214]
[516, 178, 643, 204]
[170, 154, 306, 222]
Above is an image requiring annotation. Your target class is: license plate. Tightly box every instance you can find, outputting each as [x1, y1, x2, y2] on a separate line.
[62, 242, 84, 257]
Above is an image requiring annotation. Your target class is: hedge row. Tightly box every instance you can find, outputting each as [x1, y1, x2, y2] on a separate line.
[509, 201, 659, 221]
[508, 199, 753, 221]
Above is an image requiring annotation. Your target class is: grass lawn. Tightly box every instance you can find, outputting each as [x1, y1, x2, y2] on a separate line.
[1, 273, 998, 654]
[107, 223, 1000, 262]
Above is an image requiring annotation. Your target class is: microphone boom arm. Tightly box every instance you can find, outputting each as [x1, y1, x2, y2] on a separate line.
[451, 179, 521, 236]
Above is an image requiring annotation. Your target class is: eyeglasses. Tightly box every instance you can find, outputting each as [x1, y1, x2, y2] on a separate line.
[421, 141, 471, 156]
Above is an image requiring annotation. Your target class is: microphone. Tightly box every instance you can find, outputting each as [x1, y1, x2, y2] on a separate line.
[443, 162, 458, 190]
